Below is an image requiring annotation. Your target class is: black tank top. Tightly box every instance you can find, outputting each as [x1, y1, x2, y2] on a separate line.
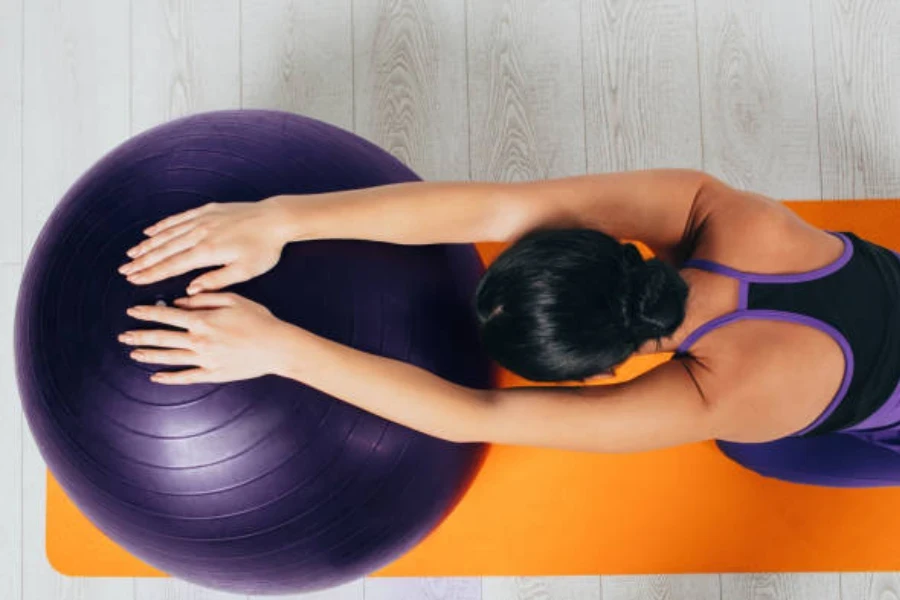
[676, 231, 900, 436]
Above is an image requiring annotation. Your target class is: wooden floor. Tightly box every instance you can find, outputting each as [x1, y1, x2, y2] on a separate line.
[2, 0, 900, 598]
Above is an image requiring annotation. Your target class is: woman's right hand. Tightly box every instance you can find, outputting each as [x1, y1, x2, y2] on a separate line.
[118, 199, 290, 294]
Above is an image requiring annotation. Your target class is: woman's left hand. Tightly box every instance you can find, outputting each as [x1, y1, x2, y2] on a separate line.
[119, 292, 291, 384]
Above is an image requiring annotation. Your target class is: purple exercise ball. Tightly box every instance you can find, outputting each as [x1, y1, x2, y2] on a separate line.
[14, 110, 491, 594]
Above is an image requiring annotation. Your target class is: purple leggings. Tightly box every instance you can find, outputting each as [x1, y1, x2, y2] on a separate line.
[718, 432, 900, 488]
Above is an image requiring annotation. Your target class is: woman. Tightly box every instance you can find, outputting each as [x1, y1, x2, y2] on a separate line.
[116, 169, 900, 487]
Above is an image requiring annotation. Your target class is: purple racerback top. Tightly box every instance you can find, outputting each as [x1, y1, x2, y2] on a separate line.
[675, 231, 900, 438]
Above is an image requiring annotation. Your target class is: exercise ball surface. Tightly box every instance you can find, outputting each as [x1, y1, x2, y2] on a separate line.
[15, 110, 491, 594]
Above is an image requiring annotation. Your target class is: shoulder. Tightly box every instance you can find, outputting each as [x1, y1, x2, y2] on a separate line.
[686, 180, 838, 272]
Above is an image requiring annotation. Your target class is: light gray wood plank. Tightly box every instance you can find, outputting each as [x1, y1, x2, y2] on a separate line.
[366, 577, 481, 600]
[482, 576, 599, 600]
[241, 0, 353, 129]
[22, 0, 131, 257]
[1, 265, 23, 600]
[133, 580, 243, 600]
[696, 0, 820, 199]
[602, 575, 720, 600]
[582, 0, 702, 171]
[248, 579, 364, 600]
[841, 573, 900, 600]
[21, 1, 134, 599]
[812, 0, 900, 198]
[131, 0, 241, 133]
[721, 573, 840, 600]
[352, 0, 468, 180]
[0, 0, 22, 264]
[467, 0, 586, 182]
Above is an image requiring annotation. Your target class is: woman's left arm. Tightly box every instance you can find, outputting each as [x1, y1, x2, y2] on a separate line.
[274, 321, 718, 452]
[123, 293, 717, 452]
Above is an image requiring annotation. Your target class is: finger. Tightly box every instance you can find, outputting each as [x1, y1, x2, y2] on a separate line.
[151, 368, 217, 385]
[174, 292, 237, 308]
[125, 246, 221, 286]
[144, 204, 213, 236]
[118, 329, 195, 349]
[127, 304, 199, 330]
[121, 227, 205, 276]
[126, 220, 198, 259]
[129, 348, 198, 366]
[186, 265, 248, 294]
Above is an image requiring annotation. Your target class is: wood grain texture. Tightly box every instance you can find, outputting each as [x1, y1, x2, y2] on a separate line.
[696, 0, 821, 198]
[582, 0, 703, 172]
[366, 577, 482, 600]
[21, 2, 133, 599]
[602, 575, 720, 600]
[812, 0, 900, 198]
[131, 0, 241, 133]
[133, 580, 241, 600]
[248, 579, 364, 600]
[0, 0, 22, 263]
[467, 0, 586, 182]
[841, 572, 900, 600]
[482, 576, 599, 600]
[241, 0, 353, 129]
[353, 0, 468, 180]
[1, 266, 23, 600]
[721, 573, 840, 600]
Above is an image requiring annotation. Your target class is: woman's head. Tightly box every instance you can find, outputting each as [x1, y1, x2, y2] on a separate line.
[474, 228, 688, 382]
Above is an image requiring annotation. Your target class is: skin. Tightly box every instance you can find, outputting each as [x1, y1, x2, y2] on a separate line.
[117, 169, 847, 452]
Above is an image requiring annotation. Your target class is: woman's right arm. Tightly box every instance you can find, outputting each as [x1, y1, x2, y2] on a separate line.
[269, 170, 716, 258]
[122, 169, 772, 291]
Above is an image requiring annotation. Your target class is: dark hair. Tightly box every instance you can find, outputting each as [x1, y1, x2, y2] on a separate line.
[474, 228, 688, 382]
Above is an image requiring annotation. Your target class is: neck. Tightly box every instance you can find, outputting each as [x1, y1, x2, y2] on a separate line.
[633, 271, 704, 356]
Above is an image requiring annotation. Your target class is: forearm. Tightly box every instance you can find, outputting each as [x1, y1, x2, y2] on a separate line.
[266, 181, 535, 245]
[269, 321, 490, 442]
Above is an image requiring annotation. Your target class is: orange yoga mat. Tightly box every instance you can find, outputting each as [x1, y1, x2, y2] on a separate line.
[46, 199, 900, 577]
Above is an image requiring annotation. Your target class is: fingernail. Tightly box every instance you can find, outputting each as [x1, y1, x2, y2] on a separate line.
[118, 333, 133, 343]
[187, 286, 200, 295]
[119, 264, 132, 274]
[126, 307, 137, 316]
[126, 248, 138, 258]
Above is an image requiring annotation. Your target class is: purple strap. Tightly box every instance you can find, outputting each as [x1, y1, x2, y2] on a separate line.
[681, 231, 853, 285]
